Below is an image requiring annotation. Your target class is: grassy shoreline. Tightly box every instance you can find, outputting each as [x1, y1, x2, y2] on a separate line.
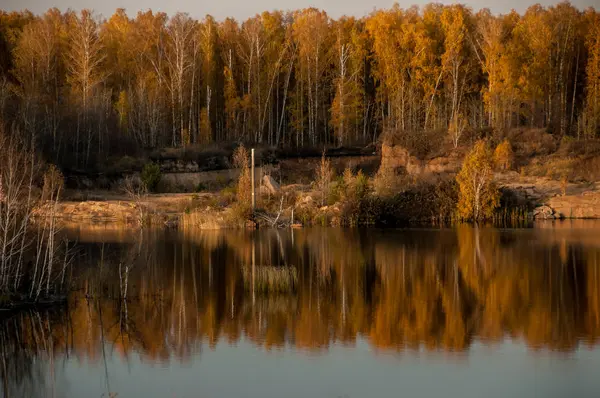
[32, 176, 594, 230]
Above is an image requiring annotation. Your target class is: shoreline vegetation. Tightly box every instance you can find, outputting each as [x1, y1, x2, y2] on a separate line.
[31, 126, 600, 229]
[1, 1, 600, 308]
[9, 127, 599, 312]
[31, 134, 599, 230]
[0, 131, 72, 313]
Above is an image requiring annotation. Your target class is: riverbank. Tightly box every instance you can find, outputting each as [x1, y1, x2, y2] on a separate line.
[31, 170, 600, 229]
[32, 128, 600, 227]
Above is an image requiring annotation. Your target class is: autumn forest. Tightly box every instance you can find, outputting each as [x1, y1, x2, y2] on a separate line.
[0, 2, 599, 169]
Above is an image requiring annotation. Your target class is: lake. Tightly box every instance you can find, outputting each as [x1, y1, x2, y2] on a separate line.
[1, 222, 600, 398]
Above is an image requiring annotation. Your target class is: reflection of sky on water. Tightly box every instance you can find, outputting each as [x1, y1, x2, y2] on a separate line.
[54, 338, 598, 398]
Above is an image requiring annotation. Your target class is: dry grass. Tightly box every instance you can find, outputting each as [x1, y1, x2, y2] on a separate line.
[509, 128, 558, 159]
[575, 156, 600, 182]
[521, 143, 600, 183]
[499, 129, 600, 183]
[180, 208, 230, 229]
[525, 157, 576, 181]
[241, 265, 298, 294]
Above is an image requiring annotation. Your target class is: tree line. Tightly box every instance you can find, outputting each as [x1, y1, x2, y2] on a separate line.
[0, 2, 599, 169]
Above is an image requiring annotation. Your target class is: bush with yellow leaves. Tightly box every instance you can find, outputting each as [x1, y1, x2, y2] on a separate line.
[493, 139, 514, 171]
[232, 144, 251, 204]
[456, 140, 500, 221]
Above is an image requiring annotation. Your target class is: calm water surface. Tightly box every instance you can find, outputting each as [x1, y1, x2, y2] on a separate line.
[2, 222, 600, 397]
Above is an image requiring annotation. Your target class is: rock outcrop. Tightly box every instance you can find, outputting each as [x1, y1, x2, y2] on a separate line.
[545, 191, 600, 219]
[379, 144, 422, 174]
[533, 205, 556, 219]
[497, 172, 600, 220]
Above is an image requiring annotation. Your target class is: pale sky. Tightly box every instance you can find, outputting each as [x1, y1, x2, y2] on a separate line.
[1, 0, 598, 20]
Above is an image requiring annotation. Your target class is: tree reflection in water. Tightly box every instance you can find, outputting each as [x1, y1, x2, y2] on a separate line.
[1, 224, 600, 395]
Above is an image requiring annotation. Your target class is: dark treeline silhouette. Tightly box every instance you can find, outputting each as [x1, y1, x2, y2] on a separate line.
[0, 2, 599, 170]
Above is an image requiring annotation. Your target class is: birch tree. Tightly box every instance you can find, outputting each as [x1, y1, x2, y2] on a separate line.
[456, 140, 499, 221]
[441, 5, 472, 144]
[65, 10, 105, 166]
[330, 17, 365, 146]
[581, 9, 600, 138]
[292, 8, 331, 145]
[11, 9, 67, 155]
[165, 13, 196, 146]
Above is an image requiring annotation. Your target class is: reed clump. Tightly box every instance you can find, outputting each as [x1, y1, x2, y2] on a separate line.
[241, 266, 298, 294]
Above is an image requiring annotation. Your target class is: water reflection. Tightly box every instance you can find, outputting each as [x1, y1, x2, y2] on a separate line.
[1, 224, 600, 396]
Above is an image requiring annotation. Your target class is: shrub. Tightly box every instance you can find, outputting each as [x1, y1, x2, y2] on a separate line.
[328, 175, 345, 204]
[373, 179, 458, 225]
[335, 178, 458, 227]
[493, 139, 514, 171]
[232, 145, 251, 205]
[141, 163, 161, 192]
[227, 202, 253, 226]
[372, 165, 399, 197]
[337, 168, 373, 226]
[315, 151, 333, 206]
[456, 141, 500, 221]
[42, 164, 64, 201]
[353, 171, 370, 200]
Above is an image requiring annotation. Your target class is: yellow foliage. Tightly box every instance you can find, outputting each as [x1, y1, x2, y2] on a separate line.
[493, 139, 514, 170]
[181, 128, 190, 147]
[115, 90, 129, 131]
[232, 145, 251, 205]
[315, 151, 333, 206]
[456, 140, 500, 220]
[344, 168, 370, 202]
[581, 10, 600, 138]
[199, 107, 212, 144]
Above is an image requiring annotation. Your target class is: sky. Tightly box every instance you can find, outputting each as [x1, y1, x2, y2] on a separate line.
[1, 0, 598, 21]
